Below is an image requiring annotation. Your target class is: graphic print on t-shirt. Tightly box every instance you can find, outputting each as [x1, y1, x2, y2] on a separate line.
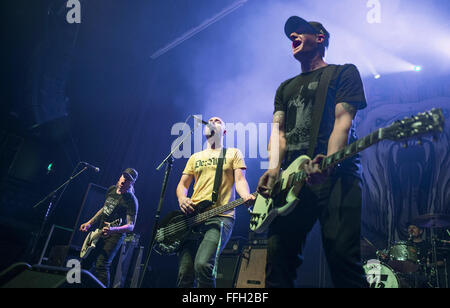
[102, 195, 119, 217]
[285, 80, 319, 152]
[194, 157, 227, 169]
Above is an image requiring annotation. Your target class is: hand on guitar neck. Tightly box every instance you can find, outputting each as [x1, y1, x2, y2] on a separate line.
[304, 154, 333, 186]
[101, 221, 114, 236]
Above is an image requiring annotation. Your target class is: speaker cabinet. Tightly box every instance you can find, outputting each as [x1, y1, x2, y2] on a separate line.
[235, 247, 267, 288]
[111, 233, 142, 288]
[216, 254, 241, 288]
[0, 263, 104, 288]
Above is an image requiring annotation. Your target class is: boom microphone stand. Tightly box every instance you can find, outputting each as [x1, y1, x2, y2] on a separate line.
[28, 163, 89, 264]
[138, 116, 200, 288]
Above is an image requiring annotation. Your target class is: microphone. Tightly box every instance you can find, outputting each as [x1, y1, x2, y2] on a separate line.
[192, 115, 216, 135]
[192, 115, 209, 126]
[80, 162, 100, 173]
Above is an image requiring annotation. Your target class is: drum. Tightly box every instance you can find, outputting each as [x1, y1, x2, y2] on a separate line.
[388, 241, 419, 272]
[364, 260, 402, 288]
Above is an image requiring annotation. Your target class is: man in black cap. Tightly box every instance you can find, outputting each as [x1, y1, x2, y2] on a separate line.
[80, 168, 139, 287]
[257, 16, 368, 287]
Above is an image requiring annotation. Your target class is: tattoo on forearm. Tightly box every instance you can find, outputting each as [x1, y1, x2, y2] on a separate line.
[273, 111, 285, 125]
[90, 209, 103, 224]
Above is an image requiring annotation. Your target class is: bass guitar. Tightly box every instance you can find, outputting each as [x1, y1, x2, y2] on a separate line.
[250, 108, 444, 233]
[154, 192, 258, 255]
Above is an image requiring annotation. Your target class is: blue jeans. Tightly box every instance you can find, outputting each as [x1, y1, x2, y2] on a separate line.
[82, 233, 124, 287]
[177, 216, 234, 288]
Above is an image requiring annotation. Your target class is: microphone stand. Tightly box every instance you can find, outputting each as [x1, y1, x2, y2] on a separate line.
[28, 163, 89, 264]
[138, 117, 199, 288]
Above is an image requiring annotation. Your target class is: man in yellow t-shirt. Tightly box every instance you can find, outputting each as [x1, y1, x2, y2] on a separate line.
[176, 116, 255, 288]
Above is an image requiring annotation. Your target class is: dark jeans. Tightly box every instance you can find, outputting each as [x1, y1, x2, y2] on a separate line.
[266, 172, 369, 288]
[177, 216, 234, 288]
[82, 233, 124, 287]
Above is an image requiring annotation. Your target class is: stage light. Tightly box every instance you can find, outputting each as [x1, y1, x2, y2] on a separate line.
[413, 66, 422, 72]
[374, 74, 381, 79]
[47, 163, 54, 175]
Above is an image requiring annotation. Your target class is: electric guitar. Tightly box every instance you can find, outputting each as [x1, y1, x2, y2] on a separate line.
[80, 218, 122, 259]
[154, 192, 258, 255]
[250, 108, 445, 233]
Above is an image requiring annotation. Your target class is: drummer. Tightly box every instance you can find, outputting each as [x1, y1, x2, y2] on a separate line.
[407, 224, 430, 264]
[376, 224, 430, 265]
[407, 223, 448, 268]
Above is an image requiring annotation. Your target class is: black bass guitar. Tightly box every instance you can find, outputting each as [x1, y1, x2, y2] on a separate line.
[154, 192, 257, 255]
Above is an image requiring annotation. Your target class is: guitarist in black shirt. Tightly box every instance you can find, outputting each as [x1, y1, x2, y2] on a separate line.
[257, 16, 368, 288]
[79, 168, 139, 287]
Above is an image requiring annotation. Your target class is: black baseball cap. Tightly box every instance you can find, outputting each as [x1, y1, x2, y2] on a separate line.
[284, 16, 330, 47]
[122, 168, 138, 182]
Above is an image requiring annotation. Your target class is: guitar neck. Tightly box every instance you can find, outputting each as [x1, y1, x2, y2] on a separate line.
[191, 192, 258, 225]
[290, 128, 384, 186]
[320, 128, 384, 170]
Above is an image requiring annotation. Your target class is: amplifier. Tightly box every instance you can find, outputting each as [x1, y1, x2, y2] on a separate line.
[234, 246, 267, 288]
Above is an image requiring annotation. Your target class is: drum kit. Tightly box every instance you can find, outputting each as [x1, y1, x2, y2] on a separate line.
[361, 214, 450, 288]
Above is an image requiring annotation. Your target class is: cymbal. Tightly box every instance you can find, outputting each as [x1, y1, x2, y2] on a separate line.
[412, 214, 450, 228]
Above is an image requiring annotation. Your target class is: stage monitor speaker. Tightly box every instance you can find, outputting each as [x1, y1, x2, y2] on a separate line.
[0, 263, 104, 288]
[111, 233, 141, 288]
[216, 254, 241, 288]
[235, 247, 267, 288]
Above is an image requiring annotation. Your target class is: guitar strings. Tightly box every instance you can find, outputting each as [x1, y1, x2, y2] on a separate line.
[158, 192, 257, 238]
[158, 196, 249, 237]
[158, 169, 304, 238]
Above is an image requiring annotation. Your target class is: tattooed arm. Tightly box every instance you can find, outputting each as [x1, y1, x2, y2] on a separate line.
[268, 111, 287, 171]
[104, 214, 137, 235]
[257, 111, 287, 197]
[80, 207, 104, 232]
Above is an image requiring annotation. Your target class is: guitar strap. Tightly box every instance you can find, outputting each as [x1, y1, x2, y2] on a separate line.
[307, 64, 339, 158]
[211, 147, 227, 204]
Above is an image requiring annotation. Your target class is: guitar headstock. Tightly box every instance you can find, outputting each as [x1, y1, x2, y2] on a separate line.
[383, 108, 444, 143]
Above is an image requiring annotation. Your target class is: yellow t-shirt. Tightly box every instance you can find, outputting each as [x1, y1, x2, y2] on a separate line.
[182, 147, 247, 218]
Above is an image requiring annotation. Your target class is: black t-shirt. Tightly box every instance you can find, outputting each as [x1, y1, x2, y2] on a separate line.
[274, 64, 367, 176]
[99, 185, 138, 229]
[409, 240, 431, 263]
